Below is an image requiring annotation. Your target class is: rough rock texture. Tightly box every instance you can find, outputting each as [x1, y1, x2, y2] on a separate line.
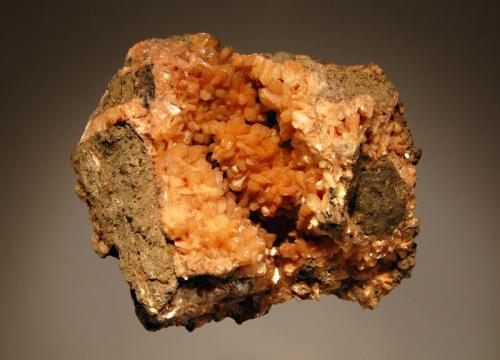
[71, 33, 421, 331]
[71, 124, 177, 315]
[349, 157, 409, 235]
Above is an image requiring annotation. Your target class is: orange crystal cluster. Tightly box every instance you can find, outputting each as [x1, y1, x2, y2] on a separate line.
[74, 33, 420, 330]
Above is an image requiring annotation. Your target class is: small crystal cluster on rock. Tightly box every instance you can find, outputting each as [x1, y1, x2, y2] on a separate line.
[71, 33, 421, 331]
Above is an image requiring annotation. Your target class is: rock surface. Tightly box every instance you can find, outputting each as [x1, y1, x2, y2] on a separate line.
[71, 33, 421, 330]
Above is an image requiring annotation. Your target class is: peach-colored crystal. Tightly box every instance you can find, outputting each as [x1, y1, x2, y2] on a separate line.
[73, 33, 420, 330]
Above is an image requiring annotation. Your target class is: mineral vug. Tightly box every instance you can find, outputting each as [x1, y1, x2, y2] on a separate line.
[71, 33, 421, 331]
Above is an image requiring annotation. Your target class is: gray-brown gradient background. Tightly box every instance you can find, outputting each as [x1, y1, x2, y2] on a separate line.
[1, 0, 499, 359]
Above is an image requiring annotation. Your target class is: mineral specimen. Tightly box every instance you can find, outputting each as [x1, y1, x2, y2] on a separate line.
[71, 33, 421, 331]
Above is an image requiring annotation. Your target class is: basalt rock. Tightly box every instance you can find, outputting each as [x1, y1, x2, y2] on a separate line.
[71, 33, 421, 331]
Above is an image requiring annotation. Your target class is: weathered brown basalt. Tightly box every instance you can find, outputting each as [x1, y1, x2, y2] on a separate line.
[71, 124, 177, 315]
[349, 157, 409, 235]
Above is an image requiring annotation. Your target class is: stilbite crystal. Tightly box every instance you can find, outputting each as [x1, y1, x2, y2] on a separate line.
[71, 33, 421, 331]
